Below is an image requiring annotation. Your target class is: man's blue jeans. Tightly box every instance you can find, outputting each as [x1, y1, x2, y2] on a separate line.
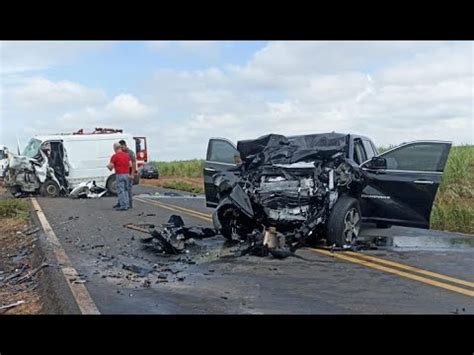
[128, 178, 133, 208]
[116, 174, 130, 209]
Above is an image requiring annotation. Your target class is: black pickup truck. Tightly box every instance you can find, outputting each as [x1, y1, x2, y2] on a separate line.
[203, 133, 451, 247]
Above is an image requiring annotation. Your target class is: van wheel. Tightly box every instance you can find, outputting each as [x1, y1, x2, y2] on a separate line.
[40, 180, 60, 197]
[106, 175, 117, 195]
[326, 195, 361, 247]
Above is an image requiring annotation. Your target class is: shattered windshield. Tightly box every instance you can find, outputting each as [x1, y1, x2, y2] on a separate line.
[22, 138, 42, 158]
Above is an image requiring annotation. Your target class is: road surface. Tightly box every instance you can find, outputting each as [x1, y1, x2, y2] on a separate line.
[32, 184, 474, 314]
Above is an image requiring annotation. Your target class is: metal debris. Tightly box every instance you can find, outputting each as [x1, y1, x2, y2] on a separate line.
[0, 300, 25, 311]
[122, 263, 153, 277]
[69, 180, 108, 199]
[124, 215, 216, 255]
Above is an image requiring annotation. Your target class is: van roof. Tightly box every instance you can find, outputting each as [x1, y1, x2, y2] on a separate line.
[33, 133, 133, 142]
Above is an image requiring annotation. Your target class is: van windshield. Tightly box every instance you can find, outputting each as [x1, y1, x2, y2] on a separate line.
[23, 138, 42, 158]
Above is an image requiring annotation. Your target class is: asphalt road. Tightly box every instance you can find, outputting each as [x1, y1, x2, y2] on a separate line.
[34, 184, 474, 314]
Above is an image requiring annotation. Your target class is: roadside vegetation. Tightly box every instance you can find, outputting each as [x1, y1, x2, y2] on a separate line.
[0, 199, 29, 220]
[148, 145, 474, 235]
[152, 159, 204, 178]
[431, 145, 474, 234]
[146, 160, 205, 194]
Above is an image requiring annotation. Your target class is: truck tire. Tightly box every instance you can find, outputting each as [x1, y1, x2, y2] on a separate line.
[326, 195, 361, 247]
[106, 174, 117, 196]
[40, 180, 60, 197]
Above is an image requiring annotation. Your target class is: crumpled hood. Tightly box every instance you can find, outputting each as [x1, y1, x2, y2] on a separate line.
[236, 133, 348, 171]
[7, 154, 39, 170]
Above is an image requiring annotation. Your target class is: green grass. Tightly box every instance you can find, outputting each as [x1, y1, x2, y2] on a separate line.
[151, 159, 204, 178]
[161, 180, 204, 194]
[430, 145, 474, 234]
[0, 199, 29, 220]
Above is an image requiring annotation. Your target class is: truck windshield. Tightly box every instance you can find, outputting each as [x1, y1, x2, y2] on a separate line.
[22, 138, 42, 158]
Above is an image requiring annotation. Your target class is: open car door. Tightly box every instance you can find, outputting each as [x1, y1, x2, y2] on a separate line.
[204, 138, 241, 207]
[360, 141, 451, 228]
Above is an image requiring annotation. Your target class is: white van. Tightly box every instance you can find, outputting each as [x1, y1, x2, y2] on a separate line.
[4, 129, 148, 197]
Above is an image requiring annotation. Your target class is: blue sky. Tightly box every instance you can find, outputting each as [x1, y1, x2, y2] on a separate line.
[1, 41, 472, 160]
[39, 41, 267, 95]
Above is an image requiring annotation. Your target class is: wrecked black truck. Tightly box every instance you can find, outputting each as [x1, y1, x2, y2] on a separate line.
[204, 133, 451, 249]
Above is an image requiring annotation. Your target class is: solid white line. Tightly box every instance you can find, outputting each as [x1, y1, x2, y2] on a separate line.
[31, 198, 100, 314]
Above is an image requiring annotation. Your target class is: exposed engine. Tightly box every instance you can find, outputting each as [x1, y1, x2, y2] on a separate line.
[246, 157, 358, 226]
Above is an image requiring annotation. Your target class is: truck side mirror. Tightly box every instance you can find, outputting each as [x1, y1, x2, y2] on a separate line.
[365, 156, 387, 169]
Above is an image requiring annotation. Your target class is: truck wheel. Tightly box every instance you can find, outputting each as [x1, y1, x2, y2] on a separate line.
[326, 195, 361, 247]
[106, 175, 117, 196]
[40, 180, 60, 197]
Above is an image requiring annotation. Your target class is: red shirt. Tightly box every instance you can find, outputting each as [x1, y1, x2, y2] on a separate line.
[110, 150, 130, 174]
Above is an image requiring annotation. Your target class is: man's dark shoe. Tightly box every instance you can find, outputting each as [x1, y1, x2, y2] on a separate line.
[115, 207, 128, 211]
[113, 203, 120, 208]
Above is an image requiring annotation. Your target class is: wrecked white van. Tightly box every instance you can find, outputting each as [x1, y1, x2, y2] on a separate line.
[4, 129, 147, 197]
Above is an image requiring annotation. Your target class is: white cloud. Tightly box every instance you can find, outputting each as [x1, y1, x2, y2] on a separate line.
[59, 94, 154, 129]
[142, 41, 473, 159]
[8, 77, 106, 110]
[1, 41, 472, 161]
[105, 94, 152, 118]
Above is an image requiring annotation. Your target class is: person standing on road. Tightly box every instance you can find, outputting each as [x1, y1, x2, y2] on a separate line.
[118, 139, 137, 209]
[107, 143, 131, 211]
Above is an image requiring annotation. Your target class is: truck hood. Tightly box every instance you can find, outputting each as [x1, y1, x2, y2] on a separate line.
[236, 133, 348, 171]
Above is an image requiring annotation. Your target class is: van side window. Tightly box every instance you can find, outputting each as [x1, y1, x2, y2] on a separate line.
[207, 139, 238, 164]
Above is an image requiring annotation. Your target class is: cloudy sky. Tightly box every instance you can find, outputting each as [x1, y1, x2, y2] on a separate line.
[0, 41, 472, 160]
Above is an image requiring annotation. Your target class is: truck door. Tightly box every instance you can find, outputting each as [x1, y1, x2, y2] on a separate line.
[360, 141, 451, 228]
[204, 138, 240, 207]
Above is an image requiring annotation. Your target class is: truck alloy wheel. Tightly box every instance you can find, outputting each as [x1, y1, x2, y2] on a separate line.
[326, 195, 361, 247]
[343, 208, 361, 244]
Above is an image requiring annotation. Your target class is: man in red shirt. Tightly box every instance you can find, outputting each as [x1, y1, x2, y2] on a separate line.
[107, 143, 131, 210]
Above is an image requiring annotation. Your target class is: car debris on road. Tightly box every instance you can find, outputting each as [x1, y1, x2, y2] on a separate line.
[69, 180, 108, 199]
[124, 215, 217, 255]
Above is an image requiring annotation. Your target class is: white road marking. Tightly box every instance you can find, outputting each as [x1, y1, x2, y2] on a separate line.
[31, 198, 100, 314]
